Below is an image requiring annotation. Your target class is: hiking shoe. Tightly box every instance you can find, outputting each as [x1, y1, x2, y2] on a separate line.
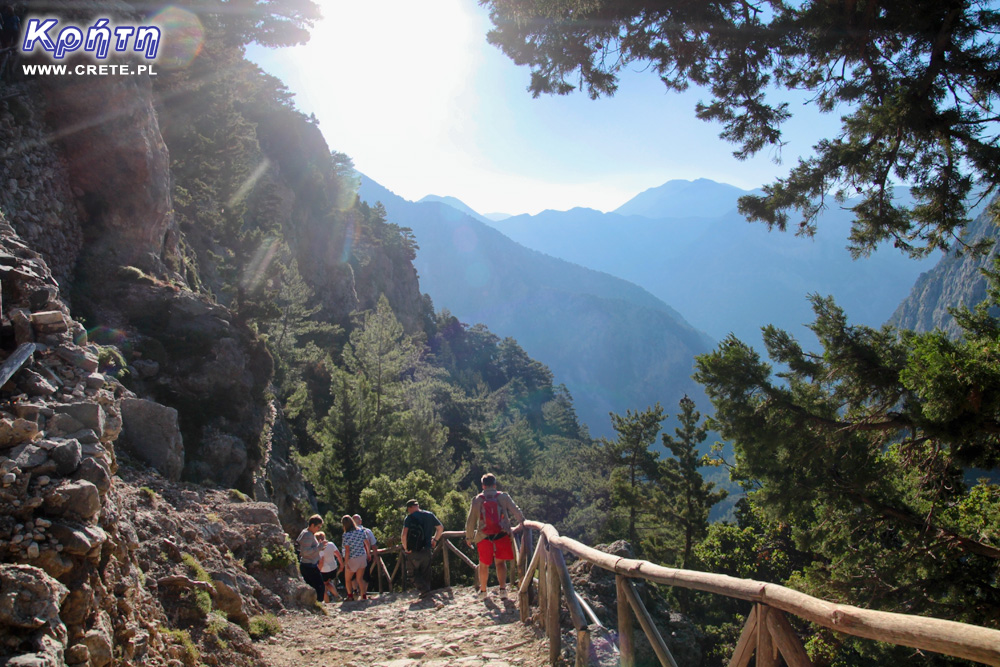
[477, 589, 488, 599]
[497, 587, 508, 598]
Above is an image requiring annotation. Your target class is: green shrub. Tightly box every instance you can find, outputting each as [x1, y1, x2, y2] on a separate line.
[228, 488, 250, 502]
[139, 486, 157, 501]
[206, 611, 228, 636]
[260, 544, 295, 570]
[247, 614, 282, 640]
[163, 628, 199, 667]
[181, 553, 210, 583]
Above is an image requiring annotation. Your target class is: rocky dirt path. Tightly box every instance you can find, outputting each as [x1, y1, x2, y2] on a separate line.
[257, 586, 554, 667]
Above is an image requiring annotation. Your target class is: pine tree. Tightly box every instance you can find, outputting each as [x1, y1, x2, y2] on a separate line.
[658, 396, 727, 570]
[602, 404, 665, 552]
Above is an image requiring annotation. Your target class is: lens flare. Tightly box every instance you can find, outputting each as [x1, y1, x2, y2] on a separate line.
[87, 326, 128, 346]
[150, 6, 204, 69]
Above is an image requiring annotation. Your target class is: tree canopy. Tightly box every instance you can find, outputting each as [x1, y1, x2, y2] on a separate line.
[480, 0, 1000, 257]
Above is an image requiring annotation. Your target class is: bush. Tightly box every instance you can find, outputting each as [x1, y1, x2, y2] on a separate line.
[260, 544, 296, 570]
[163, 628, 199, 667]
[247, 613, 282, 640]
[181, 553, 210, 582]
[228, 488, 250, 502]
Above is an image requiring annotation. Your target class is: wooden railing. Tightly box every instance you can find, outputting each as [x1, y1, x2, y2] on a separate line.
[367, 522, 1000, 666]
[517, 520, 1000, 667]
[370, 529, 519, 595]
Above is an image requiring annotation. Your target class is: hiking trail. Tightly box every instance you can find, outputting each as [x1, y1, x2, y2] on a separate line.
[257, 586, 565, 667]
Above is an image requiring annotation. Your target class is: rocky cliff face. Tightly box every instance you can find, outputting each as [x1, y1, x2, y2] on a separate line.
[890, 204, 1000, 336]
[0, 216, 316, 667]
[0, 65, 275, 492]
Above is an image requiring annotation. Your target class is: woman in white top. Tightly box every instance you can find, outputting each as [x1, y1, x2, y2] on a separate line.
[316, 532, 344, 602]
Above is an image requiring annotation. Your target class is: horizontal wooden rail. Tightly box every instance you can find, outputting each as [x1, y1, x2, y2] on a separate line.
[522, 520, 1000, 666]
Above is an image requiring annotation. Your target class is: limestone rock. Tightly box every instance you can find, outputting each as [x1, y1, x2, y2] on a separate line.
[119, 398, 183, 481]
[82, 611, 113, 667]
[0, 564, 69, 640]
[210, 572, 249, 627]
[73, 457, 111, 495]
[53, 404, 104, 437]
[43, 480, 101, 520]
[0, 418, 41, 448]
[225, 503, 280, 527]
[50, 439, 81, 476]
[19, 371, 56, 397]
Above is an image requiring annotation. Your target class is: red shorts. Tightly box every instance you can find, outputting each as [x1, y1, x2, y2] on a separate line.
[476, 534, 514, 565]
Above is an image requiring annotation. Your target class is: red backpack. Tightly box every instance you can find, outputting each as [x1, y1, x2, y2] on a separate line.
[479, 493, 504, 535]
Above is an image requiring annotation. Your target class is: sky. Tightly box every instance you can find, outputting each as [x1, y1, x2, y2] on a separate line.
[248, 0, 843, 217]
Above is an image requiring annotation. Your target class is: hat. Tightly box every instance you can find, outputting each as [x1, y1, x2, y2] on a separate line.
[405, 499, 419, 508]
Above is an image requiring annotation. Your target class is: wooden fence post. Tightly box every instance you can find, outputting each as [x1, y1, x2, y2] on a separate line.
[547, 548, 562, 665]
[621, 577, 679, 667]
[443, 538, 451, 588]
[538, 538, 548, 627]
[728, 606, 758, 667]
[617, 575, 635, 667]
[757, 605, 777, 667]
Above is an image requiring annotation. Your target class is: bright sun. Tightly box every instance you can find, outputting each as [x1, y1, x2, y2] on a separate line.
[290, 0, 480, 163]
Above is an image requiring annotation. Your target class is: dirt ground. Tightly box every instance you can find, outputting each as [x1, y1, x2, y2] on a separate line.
[257, 585, 555, 667]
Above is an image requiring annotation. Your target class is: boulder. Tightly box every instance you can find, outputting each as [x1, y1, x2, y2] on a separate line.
[0, 565, 68, 630]
[50, 439, 81, 476]
[19, 371, 56, 397]
[48, 522, 106, 557]
[53, 404, 104, 437]
[210, 572, 249, 627]
[225, 503, 280, 527]
[9, 442, 50, 471]
[0, 418, 41, 448]
[74, 457, 111, 494]
[82, 611, 113, 667]
[119, 399, 183, 481]
[43, 481, 100, 520]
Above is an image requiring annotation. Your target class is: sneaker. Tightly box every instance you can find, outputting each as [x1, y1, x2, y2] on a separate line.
[346, 594, 354, 601]
[497, 587, 508, 598]
[477, 589, 488, 599]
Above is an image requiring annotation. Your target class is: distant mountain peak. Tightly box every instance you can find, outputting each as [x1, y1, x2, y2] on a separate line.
[614, 178, 750, 220]
[418, 194, 493, 224]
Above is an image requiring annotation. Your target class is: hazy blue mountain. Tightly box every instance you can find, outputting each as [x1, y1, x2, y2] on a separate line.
[891, 203, 1000, 337]
[491, 181, 938, 347]
[360, 176, 714, 438]
[613, 178, 750, 219]
[484, 212, 512, 222]
[418, 194, 494, 225]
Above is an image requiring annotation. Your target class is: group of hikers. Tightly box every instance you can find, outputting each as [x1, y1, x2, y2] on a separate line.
[295, 473, 525, 603]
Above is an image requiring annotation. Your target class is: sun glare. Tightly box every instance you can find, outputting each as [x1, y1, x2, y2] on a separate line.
[289, 1, 479, 165]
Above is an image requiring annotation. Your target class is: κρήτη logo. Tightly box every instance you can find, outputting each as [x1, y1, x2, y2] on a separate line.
[21, 17, 160, 60]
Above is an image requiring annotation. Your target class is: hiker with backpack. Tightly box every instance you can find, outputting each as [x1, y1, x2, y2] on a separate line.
[465, 473, 525, 598]
[401, 499, 443, 598]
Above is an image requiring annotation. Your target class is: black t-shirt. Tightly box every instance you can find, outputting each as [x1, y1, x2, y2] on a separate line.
[403, 509, 441, 550]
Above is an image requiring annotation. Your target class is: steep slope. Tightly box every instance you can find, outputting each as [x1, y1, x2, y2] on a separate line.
[890, 204, 1000, 336]
[360, 177, 714, 438]
[490, 182, 937, 346]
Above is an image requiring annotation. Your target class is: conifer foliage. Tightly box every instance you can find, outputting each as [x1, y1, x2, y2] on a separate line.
[480, 0, 1000, 257]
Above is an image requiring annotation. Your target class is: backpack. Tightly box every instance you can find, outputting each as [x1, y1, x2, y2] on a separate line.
[480, 493, 504, 535]
[406, 521, 425, 552]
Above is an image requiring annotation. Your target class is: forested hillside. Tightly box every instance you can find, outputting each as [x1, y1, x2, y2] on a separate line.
[359, 176, 714, 439]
